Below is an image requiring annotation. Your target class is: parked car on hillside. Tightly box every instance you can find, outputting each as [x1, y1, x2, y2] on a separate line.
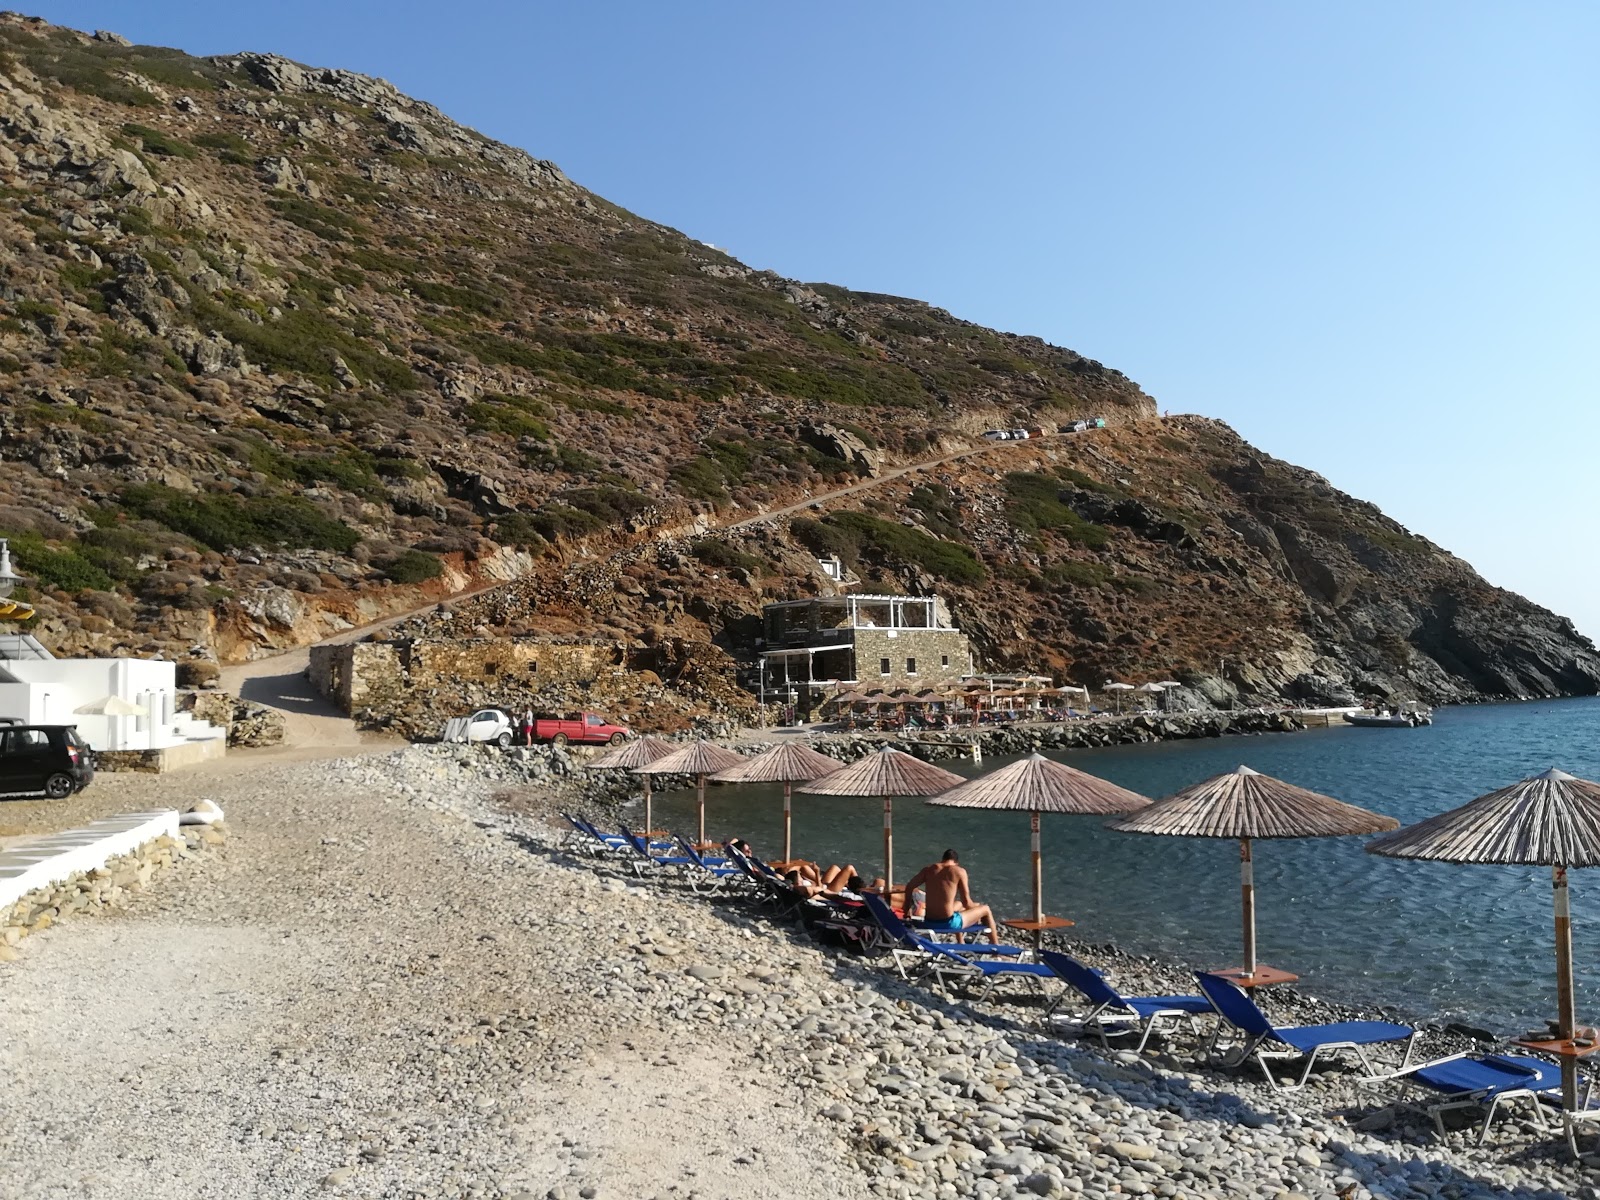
[439, 708, 516, 747]
[530, 712, 629, 748]
[0, 723, 95, 798]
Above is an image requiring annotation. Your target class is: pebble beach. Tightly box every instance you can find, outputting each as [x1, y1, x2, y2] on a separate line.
[1, 743, 1595, 1200]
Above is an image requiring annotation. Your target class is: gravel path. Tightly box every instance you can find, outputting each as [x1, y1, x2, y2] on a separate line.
[3, 749, 1597, 1200]
[0, 757, 865, 1200]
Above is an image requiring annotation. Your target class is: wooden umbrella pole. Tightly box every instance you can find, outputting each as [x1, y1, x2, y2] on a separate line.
[643, 774, 653, 835]
[697, 775, 707, 845]
[883, 796, 894, 899]
[1031, 809, 1044, 924]
[1240, 837, 1257, 975]
[783, 781, 793, 863]
[1555, 864, 1579, 1108]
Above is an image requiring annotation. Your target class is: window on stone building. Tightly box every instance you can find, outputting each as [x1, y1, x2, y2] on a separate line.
[528, 662, 538, 674]
[484, 662, 498, 676]
[906, 657, 917, 675]
[941, 654, 949, 668]
[879, 658, 891, 676]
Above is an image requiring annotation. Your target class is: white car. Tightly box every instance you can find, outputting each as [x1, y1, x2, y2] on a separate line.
[983, 429, 1017, 441]
[440, 708, 515, 747]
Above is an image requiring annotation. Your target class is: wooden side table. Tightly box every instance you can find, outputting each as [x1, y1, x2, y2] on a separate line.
[1206, 965, 1299, 989]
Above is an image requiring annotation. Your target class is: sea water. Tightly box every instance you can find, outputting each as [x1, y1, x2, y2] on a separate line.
[652, 697, 1600, 1031]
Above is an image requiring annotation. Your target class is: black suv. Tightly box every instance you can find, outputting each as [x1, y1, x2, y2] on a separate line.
[0, 723, 95, 799]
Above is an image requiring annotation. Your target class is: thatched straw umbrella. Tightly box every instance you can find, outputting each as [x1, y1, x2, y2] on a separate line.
[799, 746, 964, 889]
[928, 752, 1151, 924]
[586, 734, 676, 833]
[635, 739, 746, 845]
[710, 741, 842, 861]
[1108, 765, 1398, 976]
[1367, 768, 1600, 1107]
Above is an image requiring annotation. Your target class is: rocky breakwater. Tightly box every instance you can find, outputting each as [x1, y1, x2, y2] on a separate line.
[809, 710, 1305, 765]
[0, 821, 225, 962]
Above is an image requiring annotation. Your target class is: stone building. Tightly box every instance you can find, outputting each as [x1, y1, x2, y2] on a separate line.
[757, 594, 974, 709]
[310, 637, 630, 718]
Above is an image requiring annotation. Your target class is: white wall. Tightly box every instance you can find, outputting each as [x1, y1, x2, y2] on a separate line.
[0, 658, 195, 751]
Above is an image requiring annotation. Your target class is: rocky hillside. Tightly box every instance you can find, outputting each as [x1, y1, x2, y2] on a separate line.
[1, 15, 1595, 710]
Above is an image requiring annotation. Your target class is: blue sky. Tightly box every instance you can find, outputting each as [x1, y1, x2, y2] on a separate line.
[31, 2, 1600, 637]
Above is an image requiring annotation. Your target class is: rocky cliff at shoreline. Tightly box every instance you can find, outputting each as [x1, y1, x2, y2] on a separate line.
[0, 14, 1595, 715]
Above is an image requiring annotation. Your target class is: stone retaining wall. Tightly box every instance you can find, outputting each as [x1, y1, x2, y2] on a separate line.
[0, 824, 225, 962]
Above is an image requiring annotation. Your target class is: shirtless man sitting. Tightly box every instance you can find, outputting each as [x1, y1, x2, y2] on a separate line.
[901, 850, 1000, 944]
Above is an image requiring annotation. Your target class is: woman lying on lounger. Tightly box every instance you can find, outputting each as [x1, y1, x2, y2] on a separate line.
[783, 862, 868, 897]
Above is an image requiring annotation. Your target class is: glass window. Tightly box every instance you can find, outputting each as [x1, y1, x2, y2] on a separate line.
[879, 658, 891, 675]
[906, 658, 917, 674]
[941, 655, 949, 668]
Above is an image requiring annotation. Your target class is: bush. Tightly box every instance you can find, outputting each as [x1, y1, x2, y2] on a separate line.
[822, 511, 985, 585]
[790, 517, 859, 564]
[465, 395, 550, 440]
[189, 295, 415, 392]
[1004, 473, 1110, 549]
[1043, 561, 1110, 589]
[907, 484, 964, 540]
[374, 456, 430, 480]
[560, 486, 652, 525]
[2, 532, 112, 593]
[670, 456, 729, 504]
[691, 539, 766, 574]
[121, 122, 197, 159]
[119, 485, 360, 553]
[523, 442, 601, 475]
[527, 504, 605, 542]
[383, 549, 444, 584]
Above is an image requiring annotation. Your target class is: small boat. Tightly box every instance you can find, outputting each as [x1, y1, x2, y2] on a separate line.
[1344, 702, 1433, 728]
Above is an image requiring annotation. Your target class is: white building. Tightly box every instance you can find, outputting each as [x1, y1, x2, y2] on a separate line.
[0, 633, 225, 761]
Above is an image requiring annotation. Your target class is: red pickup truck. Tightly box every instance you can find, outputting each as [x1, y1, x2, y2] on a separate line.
[530, 712, 630, 747]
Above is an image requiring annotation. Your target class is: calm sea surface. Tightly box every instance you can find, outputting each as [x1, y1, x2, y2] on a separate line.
[651, 697, 1600, 1031]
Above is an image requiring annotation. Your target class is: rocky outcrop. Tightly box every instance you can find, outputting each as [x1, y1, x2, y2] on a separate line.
[800, 422, 883, 476]
[180, 691, 287, 747]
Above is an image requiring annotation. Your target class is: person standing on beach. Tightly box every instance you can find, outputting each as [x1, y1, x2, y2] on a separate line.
[902, 850, 1000, 943]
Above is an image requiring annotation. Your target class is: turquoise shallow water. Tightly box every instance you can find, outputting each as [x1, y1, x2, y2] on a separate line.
[650, 697, 1600, 1031]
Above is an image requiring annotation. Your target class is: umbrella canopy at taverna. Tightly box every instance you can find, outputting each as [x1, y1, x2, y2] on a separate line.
[1107, 765, 1398, 976]
[799, 746, 964, 890]
[710, 741, 842, 862]
[635, 739, 746, 845]
[73, 694, 148, 717]
[1367, 768, 1600, 1109]
[585, 734, 676, 834]
[927, 753, 1151, 924]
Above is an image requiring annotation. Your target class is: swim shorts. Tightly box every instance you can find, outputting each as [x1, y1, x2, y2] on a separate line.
[927, 913, 964, 932]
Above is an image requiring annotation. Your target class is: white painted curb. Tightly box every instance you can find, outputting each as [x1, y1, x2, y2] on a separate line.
[0, 810, 179, 911]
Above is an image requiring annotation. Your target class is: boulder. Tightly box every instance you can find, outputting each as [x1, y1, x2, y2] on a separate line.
[799, 422, 883, 476]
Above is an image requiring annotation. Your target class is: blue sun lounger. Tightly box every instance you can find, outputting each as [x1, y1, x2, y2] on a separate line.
[1368, 1052, 1563, 1145]
[672, 836, 746, 894]
[861, 896, 1048, 996]
[1041, 951, 1214, 1051]
[1198, 972, 1419, 1090]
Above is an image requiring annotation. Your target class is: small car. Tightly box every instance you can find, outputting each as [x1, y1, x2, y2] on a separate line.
[462, 708, 516, 747]
[0, 724, 95, 799]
